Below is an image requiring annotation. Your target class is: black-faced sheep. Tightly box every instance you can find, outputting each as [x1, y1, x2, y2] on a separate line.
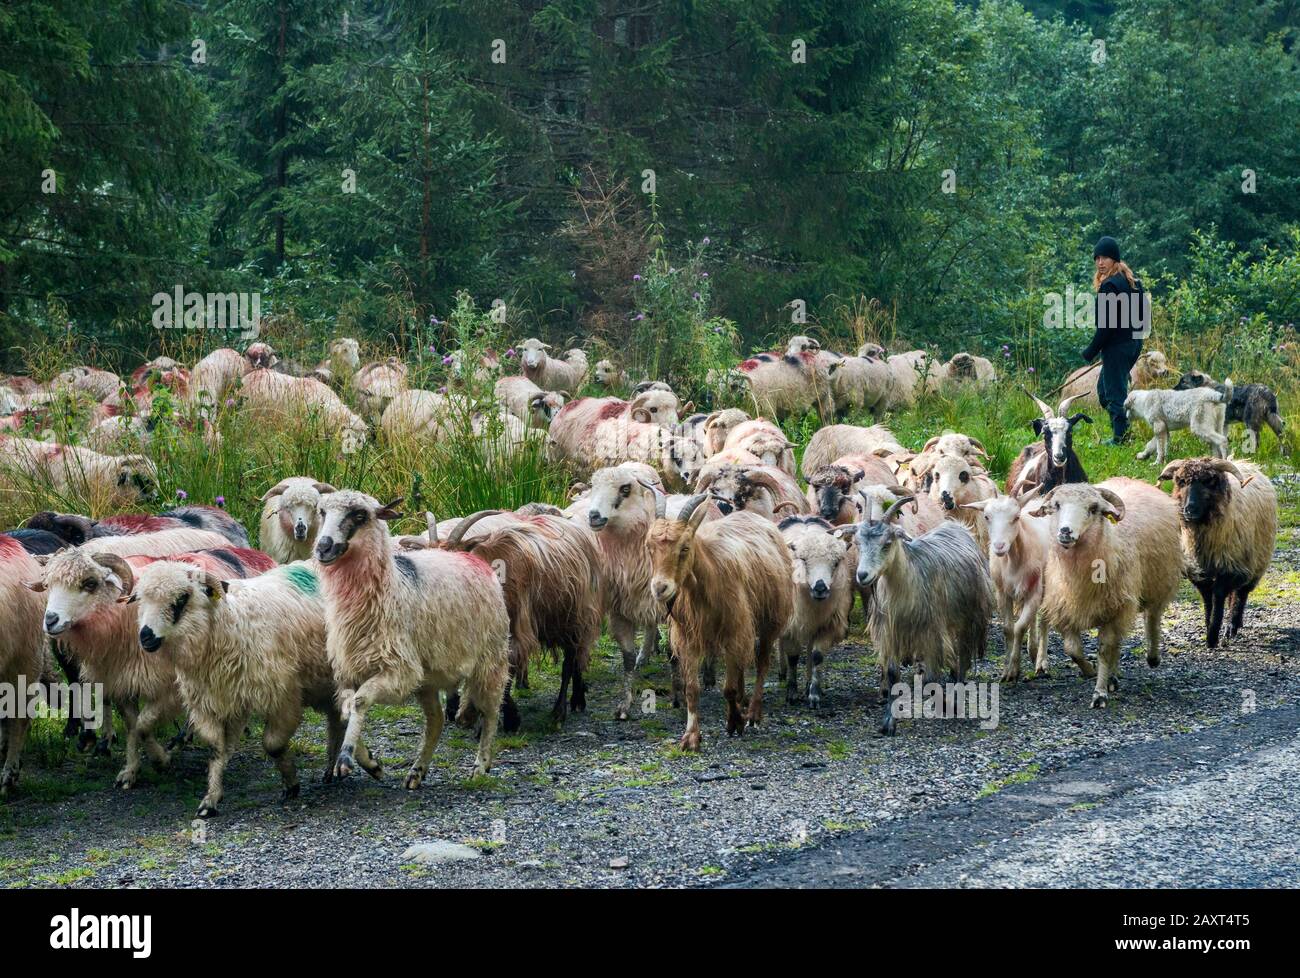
[1157, 457, 1278, 648]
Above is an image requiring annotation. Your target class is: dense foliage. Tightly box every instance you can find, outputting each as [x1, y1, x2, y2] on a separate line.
[1, 0, 1298, 384]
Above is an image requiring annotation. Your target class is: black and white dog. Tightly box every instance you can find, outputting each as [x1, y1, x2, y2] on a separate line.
[1173, 369, 1284, 454]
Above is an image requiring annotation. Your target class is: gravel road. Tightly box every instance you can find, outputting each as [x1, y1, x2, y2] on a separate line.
[2, 533, 1298, 889]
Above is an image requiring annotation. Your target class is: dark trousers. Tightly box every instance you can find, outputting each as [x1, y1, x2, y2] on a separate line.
[1095, 339, 1142, 439]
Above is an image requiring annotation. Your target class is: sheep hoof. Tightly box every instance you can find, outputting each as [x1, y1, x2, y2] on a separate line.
[196, 802, 219, 818]
[1000, 667, 1020, 684]
[361, 759, 383, 781]
[550, 703, 568, 727]
[1091, 693, 1108, 709]
[333, 749, 356, 780]
[785, 688, 801, 706]
[0, 769, 18, 794]
[404, 767, 425, 791]
[808, 691, 824, 710]
[280, 784, 300, 803]
[614, 706, 630, 722]
[877, 719, 896, 737]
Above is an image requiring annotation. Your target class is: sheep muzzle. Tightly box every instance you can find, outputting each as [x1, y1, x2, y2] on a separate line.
[139, 625, 163, 653]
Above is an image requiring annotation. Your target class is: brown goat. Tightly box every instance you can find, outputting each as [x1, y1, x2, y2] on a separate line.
[434, 510, 604, 726]
[1157, 458, 1278, 648]
[646, 495, 793, 751]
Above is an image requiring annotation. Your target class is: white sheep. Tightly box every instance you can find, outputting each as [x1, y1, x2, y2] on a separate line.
[353, 358, 409, 424]
[1030, 478, 1182, 707]
[0, 436, 158, 508]
[240, 369, 368, 454]
[495, 375, 566, 429]
[131, 559, 371, 816]
[259, 477, 338, 563]
[315, 492, 510, 786]
[825, 354, 894, 418]
[737, 350, 832, 419]
[777, 516, 853, 708]
[593, 359, 627, 391]
[518, 338, 589, 392]
[800, 423, 906, 479]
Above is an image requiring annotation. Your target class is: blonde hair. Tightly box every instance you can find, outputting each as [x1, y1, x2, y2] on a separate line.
[1094, 259, 1137, 291]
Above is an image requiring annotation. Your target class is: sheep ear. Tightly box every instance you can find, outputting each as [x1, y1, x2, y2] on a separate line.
[376, 498, 405, 521]
[631, 408, 651, 423]
[681, 401, 694, 414]
[1096, 488, 1126, 523]
[23, 579, 46, 592]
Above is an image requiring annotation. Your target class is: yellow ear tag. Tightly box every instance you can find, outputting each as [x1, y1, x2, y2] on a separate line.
[1104, 512, 1119, 523]
[209, 584, 223, 601]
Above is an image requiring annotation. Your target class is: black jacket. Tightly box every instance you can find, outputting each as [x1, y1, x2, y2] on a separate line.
[1082, 271, 1147, 362]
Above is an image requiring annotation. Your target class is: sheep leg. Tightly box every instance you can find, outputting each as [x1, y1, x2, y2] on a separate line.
[0, 717, 30, 796]
[263, 705, 303, 802]
[511, 637, 530, 690]
[1193, 579, 1215, 644]
[116, 701, 145, 789]
[634, 624, 659, 670]
[568, 651, 587, 714]
[1092, 628, 1123, 709]
[878, 661, 900, 736]
[198, 716, 245, 818]
[405, 686, 444, 790]
[1227, 586, 1251, 641]
[781, 636, 800, 704]
[334, 674, 407, 779]
[610, 615, 639, 721]
[1032, 611, 1050, 677]
[324, 708, 344, 783]
[1207, 581, 1231, 649]
[1144, 605, 1163, 668]
[723, 658, 746, 737]
[1060, 630, 1095, 677]
[806, 648, 826, 709]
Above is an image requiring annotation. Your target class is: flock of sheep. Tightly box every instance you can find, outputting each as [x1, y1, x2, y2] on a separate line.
[0, 331, 1283, 818]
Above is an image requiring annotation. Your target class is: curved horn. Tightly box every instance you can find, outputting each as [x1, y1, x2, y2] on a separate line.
[966, 437, 988, 458]
[921, 436, 941, 453]
[884, 483, 911, 497]
[425, 511, 439, 545]
[1095, 487, 1126, 522]
[91, 552, 135, 593]
[773, 501, 800, 517]
[1056, 394, 1081, 418]
[884, 496, 915, 523]
[260, 480, 291, 501]
[1210, 459, 1245, 480]
[740, 468, 788, 498]
[312, 481, 338, 495]
[677, 493, 709, 525]
[1023, 386, 1054, 420]
[1156, 461, 1182, 482]
[446, 509, 502, 548]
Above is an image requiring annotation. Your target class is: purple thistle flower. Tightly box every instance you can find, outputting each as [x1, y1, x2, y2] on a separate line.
[506, 348, 516, 358]
[634, 313, 645, 321]
[224, 398, 235, 409]
[442, 355, 453, 366]
[215, 496, 225, 508]
[702, 237, 711, 245]
[701, 272, 709, 279]
[176, 489, 188, 500]
[1027, 367, 1036, 374]
[633, 274, 642, 282]
[438, 386, 447, 394]
[693, 292, 701, 300]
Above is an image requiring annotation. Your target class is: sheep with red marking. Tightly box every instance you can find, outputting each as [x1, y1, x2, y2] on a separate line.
[27, 505, 249, 549]
[518, 338, 589, 393]
[1030, 478, 1182, 708]
[647, 494, 793, 750]
[51, 366, 122, 402]
[824, 353, 894, 418]
[315, 491, 510, 787]
[258, 478, 337, 563]
[738, 350, 832, 420]
[777, 516, 853, 708]
[189, 347, 260, 410]
[1157, 458, 1277, 648]
[0, 533, 52, 796]
[29, 546, 274, 789]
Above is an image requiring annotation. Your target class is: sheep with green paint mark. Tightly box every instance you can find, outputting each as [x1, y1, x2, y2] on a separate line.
[128, 559, 375, 817]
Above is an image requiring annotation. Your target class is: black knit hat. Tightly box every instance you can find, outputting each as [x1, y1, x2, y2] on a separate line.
[1093, 236, 1121, 261]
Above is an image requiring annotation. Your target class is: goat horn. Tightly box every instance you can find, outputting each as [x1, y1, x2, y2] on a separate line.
[91, 552, 134, 593]
[773, 501, 800, 517]
[1056, 394, 1081, 418]
[677, 493, 708, 525]
[883, 496, 914, 523]
[446, 509, 502, 548]
[651, 486, 667, 520]
[1024, 386, 1054, 420]
[1156, 462, 1181, 482]
[424, 512, 438, 545]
